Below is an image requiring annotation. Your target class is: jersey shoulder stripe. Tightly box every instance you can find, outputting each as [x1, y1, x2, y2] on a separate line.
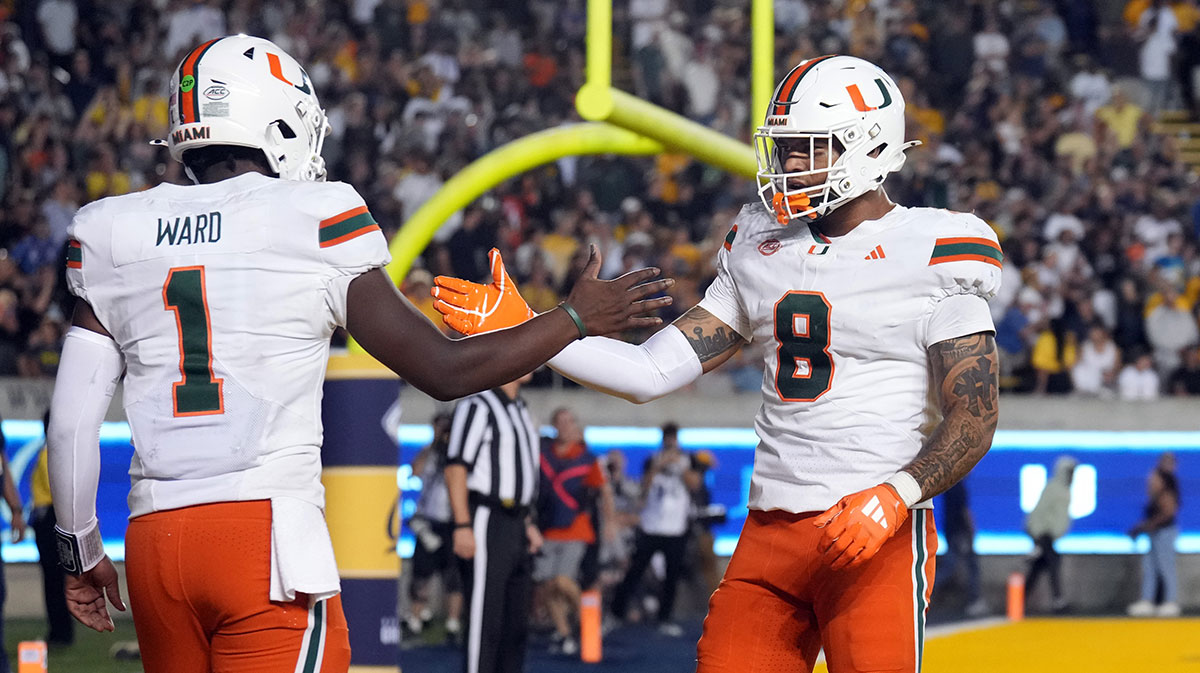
[928, 236, 1002, 268]
[723, 223, 738, 250]
[319, 205, 379, 248]
[66, 239, 82, 269]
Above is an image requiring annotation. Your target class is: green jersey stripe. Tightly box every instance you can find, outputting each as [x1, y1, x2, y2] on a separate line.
[930, 242, 1003, 262]
[319, 212, 378, 244]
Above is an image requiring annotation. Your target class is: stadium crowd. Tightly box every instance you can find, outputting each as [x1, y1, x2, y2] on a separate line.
[1, 0, 1200, 397]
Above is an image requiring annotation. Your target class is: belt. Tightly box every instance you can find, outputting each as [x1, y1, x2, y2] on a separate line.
[469, 492, 530, 517]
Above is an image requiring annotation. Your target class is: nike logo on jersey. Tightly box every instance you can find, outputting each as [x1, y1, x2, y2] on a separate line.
[864, 245, 886, 260]
[157, 212, 223, 246]
[860, 495, 888, 529]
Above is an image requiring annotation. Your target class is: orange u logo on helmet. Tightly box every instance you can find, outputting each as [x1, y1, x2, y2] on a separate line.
[845, 79, 893, 112]
[266, 52, 313, 94]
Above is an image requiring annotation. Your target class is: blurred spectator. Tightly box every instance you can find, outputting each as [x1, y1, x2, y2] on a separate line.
[535, 408, 614, 655]
[1127, 453, 1181, 617]
[1167, 343, 1200, 393]
[1032, 317, 1078, 394]
[39, 179, 76, 248]
[996, 287, 1042, 387]
[10, 215, 57, 275]
[1119, 350, 1163, 399]
[687, 449, 724, 598]
[1135, 194, 1184, 267]
[938, 481, 987, 618]
[1095, 86, 1145, 149]
[1175, 21, 1200, 118]
[405, 413, 463, 644]
[1144, 284, 1199, 374]
[1024, 456, 1077, 613]
[401, 269, 444, 330]
[1137, 0, 1179, 115]
[974, 16, 1011, 74]
[34, 0, 76, 71]
[598, 449, 639, 589]
[29, 409, 72, 645]
[0, 414, 27, 672]
[610, 422, 697, 637]
[1071, 323, 1121, 396]
[164, 0, 227, 62]
[1068, 54, 1112, 117]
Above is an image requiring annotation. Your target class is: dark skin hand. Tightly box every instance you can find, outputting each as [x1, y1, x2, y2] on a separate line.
[901, 332, 1000, 499]
[65, 557, 126, 632]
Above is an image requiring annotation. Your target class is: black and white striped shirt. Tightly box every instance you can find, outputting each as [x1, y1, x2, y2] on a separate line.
[446, 388, 539, 509]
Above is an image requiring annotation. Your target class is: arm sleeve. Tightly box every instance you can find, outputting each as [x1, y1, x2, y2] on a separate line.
[547, 325, 703, 404]
[446, 398, 487, 468]
[316, 182, 392, 327]
[47, 327, 124, 536]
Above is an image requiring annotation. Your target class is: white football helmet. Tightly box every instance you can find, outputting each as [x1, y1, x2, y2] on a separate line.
[161, 35, 330, 183]
[754, 55, 918, 224]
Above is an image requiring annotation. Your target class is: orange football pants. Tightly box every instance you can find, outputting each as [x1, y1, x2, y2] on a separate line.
[697, 508, 936, 673]
[124, 500, 351, 673]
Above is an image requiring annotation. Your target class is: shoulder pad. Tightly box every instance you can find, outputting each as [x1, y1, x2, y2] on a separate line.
[925, 211, 1003, 300]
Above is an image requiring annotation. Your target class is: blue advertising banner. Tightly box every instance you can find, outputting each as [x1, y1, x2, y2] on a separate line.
[4, 422, 1196, 560]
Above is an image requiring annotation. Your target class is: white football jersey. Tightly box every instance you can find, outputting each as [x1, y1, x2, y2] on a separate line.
[66, 172, 390, 518]
[698, 203, 1001, 514]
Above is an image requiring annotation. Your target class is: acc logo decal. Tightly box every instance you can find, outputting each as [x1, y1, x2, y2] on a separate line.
[180, 75, 195, 93]
[758, 239, 782, 256]
[203, 85, 229, 100]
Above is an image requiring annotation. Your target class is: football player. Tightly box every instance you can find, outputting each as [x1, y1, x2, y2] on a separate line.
[431, 55, 1001, 672]
[46, 35, 671, 673]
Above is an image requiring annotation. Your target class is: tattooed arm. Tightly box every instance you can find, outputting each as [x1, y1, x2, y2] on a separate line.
[900, 332, 1000, 500]
[673, 306, 746, 373]
[544, 305, 744, 402]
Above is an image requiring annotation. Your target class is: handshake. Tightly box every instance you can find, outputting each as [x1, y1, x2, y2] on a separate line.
[430, 247, 674, 337]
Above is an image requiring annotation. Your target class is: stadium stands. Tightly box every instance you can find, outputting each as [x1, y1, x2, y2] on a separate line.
[0, 0, 1198, 398]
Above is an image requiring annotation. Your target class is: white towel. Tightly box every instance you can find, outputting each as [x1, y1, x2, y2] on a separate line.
[270, 496, 341, 604]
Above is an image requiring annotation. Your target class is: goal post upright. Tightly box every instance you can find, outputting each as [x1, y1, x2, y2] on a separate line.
[381, 0, 773, 295]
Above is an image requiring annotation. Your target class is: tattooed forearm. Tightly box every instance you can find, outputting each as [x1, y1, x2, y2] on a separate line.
[675, 308, 744, 364]
[903, 332, 999, 499]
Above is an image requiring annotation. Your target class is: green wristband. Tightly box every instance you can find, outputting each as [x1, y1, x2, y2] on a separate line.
[559, 302, 587, 339]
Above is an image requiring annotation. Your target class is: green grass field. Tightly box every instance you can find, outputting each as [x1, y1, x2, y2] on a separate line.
[4, 618, 142, 673]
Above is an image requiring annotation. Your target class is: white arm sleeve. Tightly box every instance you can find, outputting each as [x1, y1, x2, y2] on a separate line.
[547, 325, 703, 404]
[48, 327, 124, 537]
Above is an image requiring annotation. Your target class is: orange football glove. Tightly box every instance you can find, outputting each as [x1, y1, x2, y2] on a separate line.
[772, 191, 819, 225]
[814, 484, 908, 570]
[431, 248, 534, 335]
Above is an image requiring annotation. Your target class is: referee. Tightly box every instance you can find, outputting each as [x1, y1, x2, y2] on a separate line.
[444, 373, 541, 673]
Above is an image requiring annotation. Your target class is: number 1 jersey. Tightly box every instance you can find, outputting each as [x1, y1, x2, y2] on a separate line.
[65, 172, 390, 518]
[697, 203, 1001, 514]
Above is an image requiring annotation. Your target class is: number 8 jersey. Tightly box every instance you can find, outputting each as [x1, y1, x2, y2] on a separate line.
[697, 203, 1001, 514]
[65, 172, 390, 518]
